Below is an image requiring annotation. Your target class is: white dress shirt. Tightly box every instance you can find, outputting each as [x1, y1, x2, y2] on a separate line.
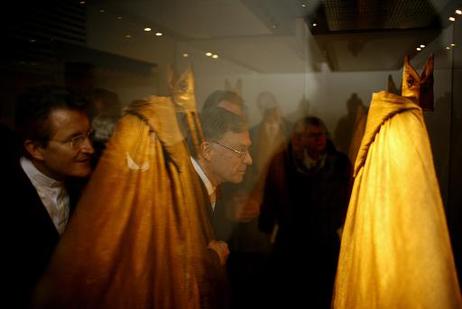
[190, 157, 216, 211]
[20, 157, 70, 234]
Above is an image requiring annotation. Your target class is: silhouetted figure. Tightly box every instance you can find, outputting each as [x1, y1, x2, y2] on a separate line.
[259, 116, 352, 309]
[334, 93, 365, 154]
[87, 88, 122, 166]
[223, 91, 292, 309]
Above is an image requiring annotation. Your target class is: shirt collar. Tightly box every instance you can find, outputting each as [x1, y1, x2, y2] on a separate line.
[190, 157, 216, 198]
[303, 151, 327, 170]
[20, 156, 64, 189]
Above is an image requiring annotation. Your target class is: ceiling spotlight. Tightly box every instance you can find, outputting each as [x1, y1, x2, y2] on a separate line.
[446, 46, 451, 50]
[155, 32, 163, 37]
[183, 53, 189, 58]
[416, 47, 422, 51]
[451, 43, 456, 47]
[456, 9, 462, 15]
[205, 52, 213, 57]
[125, 34, 132, 39]
[449, 16, 456, 21]
[301, 3, 307, 8]
[420, 44, 425, 48]
[312, 23, 317, 27]
[99, 9, 105, 13]
[144, 27, 152, 32]
[212, 54, 219, 59]
[80, 1, 86, 4]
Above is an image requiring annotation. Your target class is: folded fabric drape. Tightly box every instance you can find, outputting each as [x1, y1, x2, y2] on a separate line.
[34, 97, 221, 309]
[333, 75, 461, 307]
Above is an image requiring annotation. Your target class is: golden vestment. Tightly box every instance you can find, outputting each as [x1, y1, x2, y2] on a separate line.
[333, 76, 461, 307]
[34, 97, 221, 308]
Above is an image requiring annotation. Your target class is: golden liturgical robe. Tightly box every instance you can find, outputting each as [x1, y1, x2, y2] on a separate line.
[333, 58, 461, 308]
[34, 97, 222, 308]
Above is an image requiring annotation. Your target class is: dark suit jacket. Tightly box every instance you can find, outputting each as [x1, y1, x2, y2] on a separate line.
[2, 158, 83, 308]
[193, 169, 230, 309]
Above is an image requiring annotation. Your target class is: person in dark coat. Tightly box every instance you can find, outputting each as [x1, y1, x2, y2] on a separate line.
[259, 116, 352, 309]
[2, 85, 94, 308]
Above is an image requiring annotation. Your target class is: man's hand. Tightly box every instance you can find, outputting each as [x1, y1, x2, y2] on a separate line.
[208, 240, 229, 266]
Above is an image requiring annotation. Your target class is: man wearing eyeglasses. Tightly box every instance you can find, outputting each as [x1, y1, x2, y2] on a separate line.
[187, 96, 252, 309]
[259, 116, 352, 308]
[4, 85, 94, 308]
[192, 104, 252, 245]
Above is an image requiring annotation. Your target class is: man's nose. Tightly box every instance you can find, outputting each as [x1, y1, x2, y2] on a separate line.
[81, 137, 95, 154]
[243, 151, 252, 165]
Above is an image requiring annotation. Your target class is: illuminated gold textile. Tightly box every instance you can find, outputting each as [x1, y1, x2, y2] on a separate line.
[35, 97, 219, 308]
[333, 90, 462, 308]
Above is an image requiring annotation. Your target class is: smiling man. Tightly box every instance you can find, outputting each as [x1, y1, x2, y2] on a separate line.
[5, 85, 94, 308]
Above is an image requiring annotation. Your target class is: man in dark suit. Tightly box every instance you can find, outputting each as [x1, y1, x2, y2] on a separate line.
[3, 85, 94, 308]
[191, 95, 252, 261]
[259, 116, 352, 308]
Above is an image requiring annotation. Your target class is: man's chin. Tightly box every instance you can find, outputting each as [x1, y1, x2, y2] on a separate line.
[70, 165, 92, 178]
[229, 175, 245, 184]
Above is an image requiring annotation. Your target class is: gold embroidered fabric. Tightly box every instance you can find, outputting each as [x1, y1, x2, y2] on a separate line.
[34, 97, 218, 308]
[333, 90, 462, 308]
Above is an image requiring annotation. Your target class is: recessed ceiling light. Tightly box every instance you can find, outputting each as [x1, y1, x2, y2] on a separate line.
[301, 3, 307, 8]
[449, 16, 456, 21]
[416, 47, 421, 51]
[446, 46, 451, 50]
[456, 9, 462, 15]
[155, 32, 163, 37]
[420, 44, 425, 48]
[312, 23, 317, 27]
[125, 34, 132, 39]
[117, 16, 123, 20]
[205, 52, 213, 57]
[212, 54, 219, 59]
[451, 43, 456, 47]
[99, 9, 105, 13]
[183, 53, 189, 58]
[29, 39, 36, 43]
[80, 1, 86, 4]
[144, 27, 152, 32]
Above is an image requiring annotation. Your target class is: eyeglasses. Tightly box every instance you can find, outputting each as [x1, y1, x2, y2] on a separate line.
[49, 130, 94, 150]
[211, 141, 249, 159]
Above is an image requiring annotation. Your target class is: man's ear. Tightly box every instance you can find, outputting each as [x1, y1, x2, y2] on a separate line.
[24, 140, 46, 161]
[200, 141, 213, 161]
